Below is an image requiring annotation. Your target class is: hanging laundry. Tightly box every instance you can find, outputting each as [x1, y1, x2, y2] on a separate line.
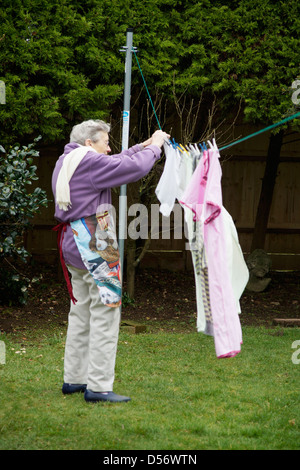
[179, 145, 213, 335]
[189, 217, 214, 336]
[155, 142, 182, 217]
[180, 142, 249, 358]
[155, 141, 214, 336]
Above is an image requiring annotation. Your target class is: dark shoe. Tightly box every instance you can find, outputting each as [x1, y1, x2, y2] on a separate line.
[84, 389, 131, 403]
[62, 383, 87, 394]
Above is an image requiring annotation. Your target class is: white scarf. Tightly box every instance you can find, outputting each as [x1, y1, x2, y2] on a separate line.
[55, 145, 97, 211]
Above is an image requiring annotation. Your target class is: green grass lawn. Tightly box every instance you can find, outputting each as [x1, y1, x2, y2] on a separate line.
[0, 325, 299, 450]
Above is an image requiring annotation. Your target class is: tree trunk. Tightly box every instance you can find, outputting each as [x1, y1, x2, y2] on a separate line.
[251, 130, 284, 251]
[126, 237, 136, 299]
[126, 236, 152, 299]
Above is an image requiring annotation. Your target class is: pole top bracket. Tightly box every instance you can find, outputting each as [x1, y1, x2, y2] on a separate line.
[119, 46, 138, 53]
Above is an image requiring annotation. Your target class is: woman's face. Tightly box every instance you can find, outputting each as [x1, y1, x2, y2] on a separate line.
[85, 132, 111, 154]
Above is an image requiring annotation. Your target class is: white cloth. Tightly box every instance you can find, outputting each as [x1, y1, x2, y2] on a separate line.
[156, 144, 212, 333]
[156, 143, 199, 218]
[64, 265, 121, 392]
[222, 207, 249, 312]
[155, 143, 181, 216]
[55, 145, 97, 211]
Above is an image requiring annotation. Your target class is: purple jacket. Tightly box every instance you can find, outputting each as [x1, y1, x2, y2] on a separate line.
[52, 142, 161, 269]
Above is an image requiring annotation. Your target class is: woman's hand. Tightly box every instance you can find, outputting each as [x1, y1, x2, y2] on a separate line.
[141, 130, 170, 149]
[149, 130, 171, 149]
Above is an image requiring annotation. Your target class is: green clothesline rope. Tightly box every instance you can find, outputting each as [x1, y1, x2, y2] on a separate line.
[132, 49, 300, 151]
[132, 48, 162, 130]
[219, 111, 300, 151]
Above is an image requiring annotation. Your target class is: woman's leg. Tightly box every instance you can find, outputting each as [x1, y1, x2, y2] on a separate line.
[86, 276, 120, 392]
[63, 266, 91, 385]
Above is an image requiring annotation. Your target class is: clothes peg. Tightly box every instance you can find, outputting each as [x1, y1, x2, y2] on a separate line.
[207, 138, 218, 151]
[189, 143, 200, 156]
[179, 144, 188, 154]
[171, 138, 178, 149]
[166, 138, 174, 149]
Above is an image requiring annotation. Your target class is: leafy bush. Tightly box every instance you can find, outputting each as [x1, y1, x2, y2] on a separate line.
[0, 136, 48, 305]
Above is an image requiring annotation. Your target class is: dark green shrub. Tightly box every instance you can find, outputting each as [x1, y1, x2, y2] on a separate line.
[0, 136, 48, 305]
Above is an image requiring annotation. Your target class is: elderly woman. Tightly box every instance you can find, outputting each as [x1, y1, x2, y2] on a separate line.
[52, 119, 169, 403]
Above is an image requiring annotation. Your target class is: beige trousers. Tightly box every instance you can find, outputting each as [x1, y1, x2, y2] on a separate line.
[64, 265, 121, 392]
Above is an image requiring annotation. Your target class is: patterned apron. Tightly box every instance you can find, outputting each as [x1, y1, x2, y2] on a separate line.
[70, 207, 122, 308]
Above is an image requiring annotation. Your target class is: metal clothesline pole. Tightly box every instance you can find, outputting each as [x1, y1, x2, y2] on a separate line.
[119, 28, 135, 287]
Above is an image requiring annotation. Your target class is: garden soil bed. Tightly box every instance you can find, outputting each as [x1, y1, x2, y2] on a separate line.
[0, 262, 299, 335]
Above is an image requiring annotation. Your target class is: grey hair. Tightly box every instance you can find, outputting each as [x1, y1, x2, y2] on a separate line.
[70, 119, 111, 145]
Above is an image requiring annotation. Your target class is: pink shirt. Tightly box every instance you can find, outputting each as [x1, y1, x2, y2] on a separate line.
[180, 149, 243, 358]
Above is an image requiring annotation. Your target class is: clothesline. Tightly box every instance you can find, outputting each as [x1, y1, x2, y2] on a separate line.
[133, 48, 162, 131]
[132, 49, 300, 152]
[219, 111, 300, 151]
